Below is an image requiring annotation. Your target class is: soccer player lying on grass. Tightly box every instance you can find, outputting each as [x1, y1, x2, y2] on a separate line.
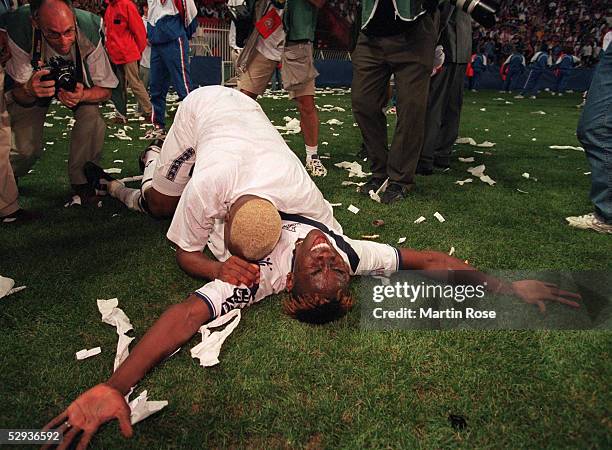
[85, 84, 331, 220]
[42, 202, 581, 448]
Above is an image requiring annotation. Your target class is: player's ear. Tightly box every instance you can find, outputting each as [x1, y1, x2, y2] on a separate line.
[285, 272, 294, 291]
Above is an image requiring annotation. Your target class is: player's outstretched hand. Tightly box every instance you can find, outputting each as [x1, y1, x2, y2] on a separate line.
[42, 383, 132, 450]
[511, 280, 582, 313]
[217, 256, 260, 287]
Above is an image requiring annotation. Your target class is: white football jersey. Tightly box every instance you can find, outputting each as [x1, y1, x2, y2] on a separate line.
[195, 216, 401, 320]
[166, 86, 340, 252]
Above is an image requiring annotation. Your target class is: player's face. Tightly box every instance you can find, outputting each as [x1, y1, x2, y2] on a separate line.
[292, 230, 350, 297]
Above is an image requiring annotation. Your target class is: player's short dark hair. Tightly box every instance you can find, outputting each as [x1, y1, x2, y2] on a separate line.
[283, 290, 354, 325]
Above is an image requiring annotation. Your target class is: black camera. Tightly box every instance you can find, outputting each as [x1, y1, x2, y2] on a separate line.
[455, 0, 502, 28]
[39, 56, 78, 92]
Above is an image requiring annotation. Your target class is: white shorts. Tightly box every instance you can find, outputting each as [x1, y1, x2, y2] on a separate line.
[151, 106, 197, 197]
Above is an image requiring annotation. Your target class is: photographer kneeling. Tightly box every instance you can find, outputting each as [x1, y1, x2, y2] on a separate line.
[0, 0, 118, 204]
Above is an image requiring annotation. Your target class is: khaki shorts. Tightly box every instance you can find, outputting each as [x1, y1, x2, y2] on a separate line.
[238, 43, 317, 99]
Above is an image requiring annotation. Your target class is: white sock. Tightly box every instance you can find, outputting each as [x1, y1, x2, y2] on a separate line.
[110, 183, 145, 212]
[305, 145, 318, 161]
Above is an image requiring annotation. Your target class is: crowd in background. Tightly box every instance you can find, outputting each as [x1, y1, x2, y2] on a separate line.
[473, 0, 610, 66]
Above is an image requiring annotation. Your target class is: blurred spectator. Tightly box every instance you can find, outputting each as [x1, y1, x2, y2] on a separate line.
[105, 0, 152, 123]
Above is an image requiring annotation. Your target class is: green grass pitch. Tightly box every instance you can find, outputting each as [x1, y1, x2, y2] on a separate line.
[1, 89, 610, 449]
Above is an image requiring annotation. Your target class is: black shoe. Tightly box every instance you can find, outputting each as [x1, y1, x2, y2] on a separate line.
[84, 162, 115, 193]
[1, 208, 39, 224]
[359, 177, 386, 196]
[139, 138, 164, 173]
[381, 182, 411, 204]
[416, 164, 433, 176]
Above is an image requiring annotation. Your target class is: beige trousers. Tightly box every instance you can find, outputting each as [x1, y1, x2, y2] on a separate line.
[0, 68, 19, 216]
[8, 98, 106, 185]
[125, 60, 152, 116]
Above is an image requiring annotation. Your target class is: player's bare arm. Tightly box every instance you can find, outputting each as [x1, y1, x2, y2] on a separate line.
[43, 295, 210, 449]
[399, 248, 581, 312]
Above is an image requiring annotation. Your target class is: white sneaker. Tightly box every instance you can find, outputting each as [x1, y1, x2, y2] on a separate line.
[566, 213, 612, 234]
[305, 157, 327, 177]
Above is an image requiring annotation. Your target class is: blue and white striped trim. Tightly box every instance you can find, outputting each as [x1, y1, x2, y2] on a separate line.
[193, 291, 217, 319]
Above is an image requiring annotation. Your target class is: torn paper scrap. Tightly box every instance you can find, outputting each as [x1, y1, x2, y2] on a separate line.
[113, 159, 124, 164]
[114, 334, 135, 372]
[517, 189, 529, 194]
[414, 216, 426, 224]
[467, 165, 486, 177]
[479, 175, 496, 186]
[448, 247, 455, 256]
[476, 141, 496, 148]
[397, 237, 406, 244]
[455, 178, 473, 186]
[326, 119, 343, 125]
[335, 161, 371, 178]
[361, 234, 380, 240]
[456, 137, 477, 146]
[129, 390, 168, 425]
[191, 309, 241, 367]
[97, 298, 133, 335]
[76, 347, 102, 360]
[348, 204, 360, 214]
[531, 110, 546, 115]
[434, 212, 446, 223]
[549, 145, 585, 152]
[458, 157, 475, 163]
[43, 122, 54, 127]
[329, 203, 342, 207]
[0, 276, 15, 298]
[104, 168, 122, 174]
[368, 190, 381, 203]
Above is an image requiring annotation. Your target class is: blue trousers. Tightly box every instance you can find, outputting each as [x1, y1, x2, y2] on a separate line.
[150, 35, 192, 128]
[555, 69, 570, 93]
[577, 46, 612, 223]
[521, 69, 544, 96]
[503, 69, 522, 92]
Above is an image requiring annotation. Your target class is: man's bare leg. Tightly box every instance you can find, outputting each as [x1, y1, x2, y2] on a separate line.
[296, 95, 326, 177]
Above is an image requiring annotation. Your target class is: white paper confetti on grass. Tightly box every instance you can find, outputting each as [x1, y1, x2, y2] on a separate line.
[368, 190, 381, 203]
[517, 189, 529, 194]
[397, 237, 406, 244]
[361, 234, 380, 240]
[114, 334, 135, 371]
[414, 216, 426, 224]
[434, 212, 445, 223]
[455, 178, 473, 186]
[113, 159, 124, 163]
[335, 161, 371, 178]
[104, 168, 122, 174]
[191, 309, 241, 367]
[98, 298, 133, 335]
[458, 157, 475, 162]
[329, 203, 342, 207]
[448, 247, 455, 256]
[456, 137, 496, 148]
[531, 110, 547, 115]
[467, 165, 496, 186]
[326, 119, 343, 125]
[43, 122, 54, 127]
[549, 145, 585, 152]
[0, 275, 18, 298]
[76, 347, 102, 360]
[341, 181, 365, 187]
[128, 390, 168, 425]
[348, 204, 360, 214]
